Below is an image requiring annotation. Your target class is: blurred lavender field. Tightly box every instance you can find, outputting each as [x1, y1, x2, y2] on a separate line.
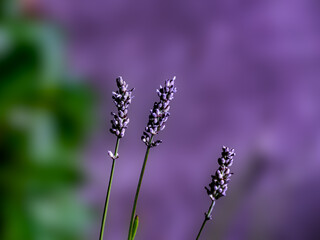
[2, 0, 320, 239]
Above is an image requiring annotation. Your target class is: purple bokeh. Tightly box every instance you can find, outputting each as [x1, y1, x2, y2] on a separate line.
[41, 0, 320, 239]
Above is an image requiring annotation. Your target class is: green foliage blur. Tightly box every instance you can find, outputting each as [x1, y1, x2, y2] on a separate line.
[0, 1, 93, 239]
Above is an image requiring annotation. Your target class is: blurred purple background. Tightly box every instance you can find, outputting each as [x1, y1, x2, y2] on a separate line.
[39, 0, 320, 239]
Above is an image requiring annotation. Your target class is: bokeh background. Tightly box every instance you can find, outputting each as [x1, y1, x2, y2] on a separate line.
[1, 0, 320, 239]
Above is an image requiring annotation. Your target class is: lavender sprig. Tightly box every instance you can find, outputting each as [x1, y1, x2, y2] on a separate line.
[99, 76, 134, 240]
[110, 76, 134, 138]
[128, 77, 177, 240]
[196, 146, 235, 240]
[205, 146, 235, 201]
[141, 76, 177, 148]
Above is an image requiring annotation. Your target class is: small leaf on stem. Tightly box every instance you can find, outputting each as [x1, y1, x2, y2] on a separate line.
[132, 215, 139, 240]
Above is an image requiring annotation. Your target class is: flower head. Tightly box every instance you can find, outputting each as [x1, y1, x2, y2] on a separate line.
[205, 146, 235, 200]
[110, 76, 134, 138]
[141, 77, 177, 147]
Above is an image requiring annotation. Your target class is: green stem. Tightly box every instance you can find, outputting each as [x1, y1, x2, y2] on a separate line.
[196, 200, 215, 240]
[127, 136, 154, 240]
[99, 137, 120, 240]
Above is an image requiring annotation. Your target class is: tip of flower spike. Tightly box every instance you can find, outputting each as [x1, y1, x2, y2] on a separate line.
[116, 76, 125, 88]
[221, 146, 235, 158]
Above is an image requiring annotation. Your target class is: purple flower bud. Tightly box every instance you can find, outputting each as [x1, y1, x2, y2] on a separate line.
[108, 151, 114, 157]
[120, 128, 125, 136]
[123, 118, 130, 127]
[227, 160, 233, 167]
[151, 140, 162, 147]
[119, 110, 125, 118]
[218, 158, 225, 165]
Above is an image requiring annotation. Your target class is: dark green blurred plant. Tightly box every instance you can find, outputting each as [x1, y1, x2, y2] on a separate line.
[0, 1, 93, 240]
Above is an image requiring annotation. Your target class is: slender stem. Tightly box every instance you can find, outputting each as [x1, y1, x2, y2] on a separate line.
[127, 136, 154, 240]
[196, 200, 215, 240]
[99, 137, 120, 240]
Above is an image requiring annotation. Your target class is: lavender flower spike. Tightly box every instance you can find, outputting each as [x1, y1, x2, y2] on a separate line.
[110, 76, 134, 138]
[128, 77, 177, 240]
[99, 77, 134, 240]
[205, 146, 235, 200]
[141, 76, 177, 147]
